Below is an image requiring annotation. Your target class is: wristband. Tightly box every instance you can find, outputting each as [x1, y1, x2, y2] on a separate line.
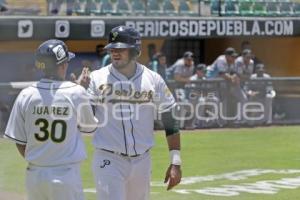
[169, 150, 182, 165]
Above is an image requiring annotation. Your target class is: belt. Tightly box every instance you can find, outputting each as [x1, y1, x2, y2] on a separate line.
[100, 148, 149, 158]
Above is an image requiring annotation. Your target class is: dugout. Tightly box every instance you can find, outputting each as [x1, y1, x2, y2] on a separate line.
[0, 16, 300, 126]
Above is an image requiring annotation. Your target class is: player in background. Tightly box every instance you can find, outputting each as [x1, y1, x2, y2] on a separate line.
[206, 47, 247, 125]
[234, 49, 255, 81]
[173, 51, 195, 84]
[4, 39, 98, 200]
[87, 25, 182, 200]
[244, 64, 276, 125]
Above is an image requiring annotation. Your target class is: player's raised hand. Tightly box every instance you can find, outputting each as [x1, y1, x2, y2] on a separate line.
[77, 66, 91, 89]
[164, 164, 182, 190]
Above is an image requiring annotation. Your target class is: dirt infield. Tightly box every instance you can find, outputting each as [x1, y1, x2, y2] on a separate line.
[0, 191, 24, 200]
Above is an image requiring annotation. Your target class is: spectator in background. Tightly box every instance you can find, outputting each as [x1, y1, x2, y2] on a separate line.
[191, 64, 223, 128]
[171, 51, 195, 129]
[173, 51, 195, 84]
[93, 44, 111, 69]
[234, 49, 255, 81]
[184, 64, 207, 129]
[206, 47, 247, 125]
[189, 63, 206, 81]
[150, 52, 169, 130]
[147, 43, 157, 68]
[240, 40, 261, 72]
[206, 47, 237, 79]
[150, 52, 168, 81]
[245, 64, 276, 125]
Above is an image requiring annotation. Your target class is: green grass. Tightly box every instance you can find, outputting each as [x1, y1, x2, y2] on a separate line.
[1, 126, 300, 200]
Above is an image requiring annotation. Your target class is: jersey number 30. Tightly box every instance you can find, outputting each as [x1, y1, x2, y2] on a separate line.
[34, 118, 67, 143]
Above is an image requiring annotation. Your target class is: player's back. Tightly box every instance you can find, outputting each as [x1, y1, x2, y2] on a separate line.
[11, 79, 89, 166]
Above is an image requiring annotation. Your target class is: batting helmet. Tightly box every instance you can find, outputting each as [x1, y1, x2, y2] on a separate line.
[104, 26, 141, 56]
[35, 39, 75, 72]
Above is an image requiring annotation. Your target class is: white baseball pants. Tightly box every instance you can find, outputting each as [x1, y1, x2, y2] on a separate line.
[26, 163, 84, 200]
[92, 149, 151, 200]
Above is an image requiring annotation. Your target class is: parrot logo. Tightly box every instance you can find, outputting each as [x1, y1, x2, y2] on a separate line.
[111, 32, 118, 41]
[100, 159, 111, 168]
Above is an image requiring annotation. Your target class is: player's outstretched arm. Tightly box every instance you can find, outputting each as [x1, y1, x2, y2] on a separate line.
[164, 133, 182, 190]
[161, 111, 182, 190]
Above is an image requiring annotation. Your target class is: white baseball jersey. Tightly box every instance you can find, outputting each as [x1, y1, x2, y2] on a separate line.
[88, 63, 175, 156]
[206, 55, 234, 78]
[250, 73, 274, 94]
[5, 79, 98, 166]
[234, 56, 254, 76]
[173, 58, 195, 78]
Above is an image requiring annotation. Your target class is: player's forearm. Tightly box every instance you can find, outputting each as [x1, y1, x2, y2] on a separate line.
[166, 133, 180, 151]
[161, 110, 181, 164]
[167, 134, 181, 166]
[16, 143, 26, 158]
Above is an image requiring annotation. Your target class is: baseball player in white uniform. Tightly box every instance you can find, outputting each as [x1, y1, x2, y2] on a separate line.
[206, 47, 248, 123]
[245, 64, 276, 124]
[4, 39, 98, 200]
[234, 49, 255, 80]
[88, 26, 182, 200]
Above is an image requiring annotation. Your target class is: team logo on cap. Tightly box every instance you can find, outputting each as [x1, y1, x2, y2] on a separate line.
[52, 45, 66, 61]
[35, 61, 45, 70]
[111, 32, 118, 41]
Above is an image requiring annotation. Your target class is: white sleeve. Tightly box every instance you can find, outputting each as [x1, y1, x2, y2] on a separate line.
[4, 91, 27, 144]
[234, 60, 243, 75]
[154, 74, 176, 113]
[174, 64, 182, 75]
[76, 88, 98, 133]
[216, 60, 227, 73]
